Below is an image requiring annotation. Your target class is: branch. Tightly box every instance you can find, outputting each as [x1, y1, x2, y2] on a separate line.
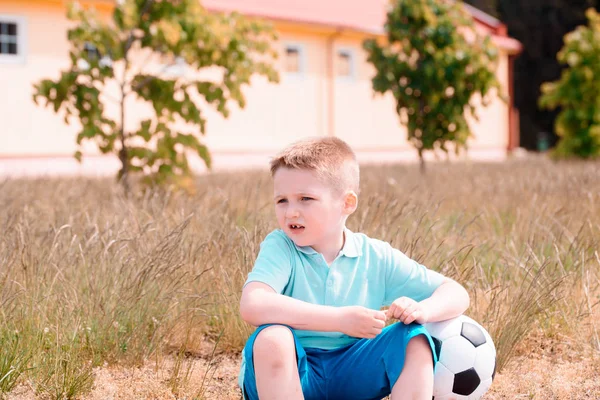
[121, 0, 154, 88]
[127, 61, 178, 95]
[123, 0, 154, 55]
[102, 92, 121, 105]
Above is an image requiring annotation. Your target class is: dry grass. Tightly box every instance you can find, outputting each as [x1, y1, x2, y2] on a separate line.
[0, 154, 599, 399]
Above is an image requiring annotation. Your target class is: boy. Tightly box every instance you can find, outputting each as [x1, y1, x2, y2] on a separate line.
[239, 137, 470, 400]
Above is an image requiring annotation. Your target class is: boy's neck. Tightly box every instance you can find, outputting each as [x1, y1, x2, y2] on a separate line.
[315, 229, 345, 265]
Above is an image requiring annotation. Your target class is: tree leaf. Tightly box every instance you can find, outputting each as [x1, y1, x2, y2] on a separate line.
[363, 0, 500, 167]
[33, 0, 279, 190]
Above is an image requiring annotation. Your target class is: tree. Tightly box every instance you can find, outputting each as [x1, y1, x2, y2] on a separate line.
[33, 0, 278, 192]
[494, 0, 597, 150]
[363, 0, 501, 171]
[538, 8, 600, 158]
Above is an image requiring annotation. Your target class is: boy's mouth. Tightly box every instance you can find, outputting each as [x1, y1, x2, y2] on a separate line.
[289, 223, 305, 232]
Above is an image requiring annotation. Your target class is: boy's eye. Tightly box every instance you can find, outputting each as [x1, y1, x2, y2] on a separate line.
[301, 197, 313, 201]
[276, 199, 287, 204]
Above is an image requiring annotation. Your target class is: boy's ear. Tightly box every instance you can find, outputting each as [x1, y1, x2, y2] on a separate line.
[343, 191, 358, 215]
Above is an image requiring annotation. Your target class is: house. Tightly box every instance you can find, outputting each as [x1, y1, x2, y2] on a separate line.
[0, 0, 522, 177]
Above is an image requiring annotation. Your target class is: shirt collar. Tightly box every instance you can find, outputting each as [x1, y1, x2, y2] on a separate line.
[292, 227, 362, 258]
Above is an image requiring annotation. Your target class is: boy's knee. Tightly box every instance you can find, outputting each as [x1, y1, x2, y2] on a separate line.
[253, 325, 296, 363]
[406, 335, 434, 367]
[408, 334, 428, 347]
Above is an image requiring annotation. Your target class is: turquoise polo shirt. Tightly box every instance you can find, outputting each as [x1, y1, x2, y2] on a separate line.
[238, 228, 445, 390]
[244, 228, 445, 350]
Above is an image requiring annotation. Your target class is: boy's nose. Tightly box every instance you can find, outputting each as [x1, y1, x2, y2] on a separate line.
[285, 207, 300, 219]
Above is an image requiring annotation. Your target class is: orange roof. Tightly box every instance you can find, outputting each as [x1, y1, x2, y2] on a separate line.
[202, 0, 389, 34]
[201, 0, 522, 53]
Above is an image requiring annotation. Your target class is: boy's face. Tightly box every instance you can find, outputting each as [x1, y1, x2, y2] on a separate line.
[273, 167, 356, 253]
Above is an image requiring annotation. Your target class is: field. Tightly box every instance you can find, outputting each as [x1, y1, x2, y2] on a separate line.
[0, 155, 599, 399]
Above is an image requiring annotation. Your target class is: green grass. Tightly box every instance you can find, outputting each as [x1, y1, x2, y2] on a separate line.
[0, 156, 598, 398]
[0, 331, 31, 393]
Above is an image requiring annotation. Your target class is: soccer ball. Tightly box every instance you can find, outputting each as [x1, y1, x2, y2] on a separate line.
[424, 315, 496, 400]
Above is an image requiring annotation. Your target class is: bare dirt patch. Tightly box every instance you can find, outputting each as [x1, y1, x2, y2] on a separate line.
[6, 350, 599, 399]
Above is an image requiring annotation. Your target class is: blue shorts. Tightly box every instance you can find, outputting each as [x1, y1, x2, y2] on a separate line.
[241, 322, 437, 400]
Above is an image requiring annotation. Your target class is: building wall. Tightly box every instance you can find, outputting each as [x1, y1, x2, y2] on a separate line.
[200, 28, 331, 153]
[332, 32, 510, 158]
[0, 1, 512, 177]
[1, 1, 78, 156]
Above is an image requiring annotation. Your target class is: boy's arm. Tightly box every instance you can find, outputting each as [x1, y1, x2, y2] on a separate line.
[382, 241, 469, 324]
[386, 278, 469, 324]
[240, 282, 340, 331]
[419, 278, 470, 322]
[240, 282, 387, 339]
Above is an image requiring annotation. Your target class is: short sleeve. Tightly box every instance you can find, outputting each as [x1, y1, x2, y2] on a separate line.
[383, 243, 445, 305]
[244, 230, 294, 294]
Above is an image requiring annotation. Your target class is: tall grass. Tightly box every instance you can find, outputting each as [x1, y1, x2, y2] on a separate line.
[0, 156, 598, 397]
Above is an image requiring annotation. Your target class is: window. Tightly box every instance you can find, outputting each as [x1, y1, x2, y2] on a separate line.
[284, 43, 305, 76]
[336, 48, 355, 79]
[0, 16, 26, 64]
[0, 22, 17, 55]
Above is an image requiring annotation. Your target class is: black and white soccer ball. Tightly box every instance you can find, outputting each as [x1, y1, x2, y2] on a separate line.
[424, 315, 496, 400]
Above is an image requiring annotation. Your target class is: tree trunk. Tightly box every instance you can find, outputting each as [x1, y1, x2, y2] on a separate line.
[417, 96, 426, 174]
[418, 147, 426, 174]
[118, 145, 129, 195]
[119, 40, 134, 197]
[118, 89, 130, 196]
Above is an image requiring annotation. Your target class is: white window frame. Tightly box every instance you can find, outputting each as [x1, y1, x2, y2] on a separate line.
[283, 42, 306, 79]
[336, 47, 356, 81]
[0, 15, 27, 65]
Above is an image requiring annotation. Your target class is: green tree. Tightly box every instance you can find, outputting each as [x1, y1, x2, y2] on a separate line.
[363, 0, 500, 171]
[495, 0, 597, 150]
[33, 0, 278, 192]
[539, 8, 600, 158]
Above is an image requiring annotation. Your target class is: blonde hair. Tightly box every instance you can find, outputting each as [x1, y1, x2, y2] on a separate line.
[270, 136, 360, 193]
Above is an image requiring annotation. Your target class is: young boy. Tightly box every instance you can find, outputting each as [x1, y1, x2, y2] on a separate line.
[238, 137, 470, 400]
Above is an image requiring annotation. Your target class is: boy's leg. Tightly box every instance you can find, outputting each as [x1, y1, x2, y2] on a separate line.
[253, 325, 303, 400]
[242, 324, 325, 400]
[390, 335, 433, 400]
[324, 322, 437, 400]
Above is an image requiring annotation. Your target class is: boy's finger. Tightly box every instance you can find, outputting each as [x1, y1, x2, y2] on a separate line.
[374, 310, 387, 321]
[390, 304, 403, 319]
[396, 297, 409, 309]
[399, 304, 415, 321]
[405, 310, 421, 325]
[386, 304, 396, 317]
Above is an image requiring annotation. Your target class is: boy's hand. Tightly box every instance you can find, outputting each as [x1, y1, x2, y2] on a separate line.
[338, 306, 387, 339]
[386, 297, 429, 325]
